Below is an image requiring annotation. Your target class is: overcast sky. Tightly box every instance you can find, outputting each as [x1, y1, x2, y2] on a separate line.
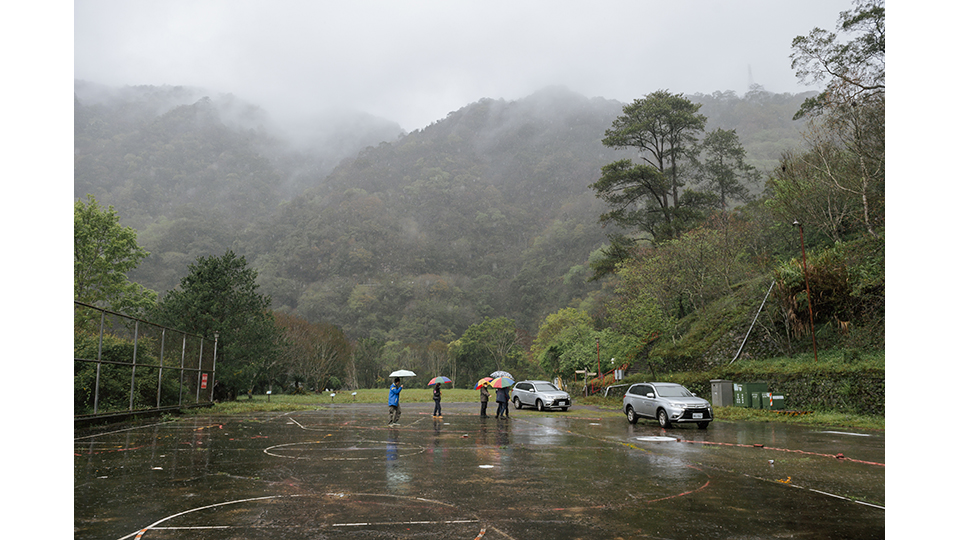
[75, 0, 854, 132]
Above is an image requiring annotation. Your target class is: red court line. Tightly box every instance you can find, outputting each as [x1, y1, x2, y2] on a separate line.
[680, 440, 885, 467]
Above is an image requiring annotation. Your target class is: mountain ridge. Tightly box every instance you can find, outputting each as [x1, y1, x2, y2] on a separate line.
[76, 81, 814, 342]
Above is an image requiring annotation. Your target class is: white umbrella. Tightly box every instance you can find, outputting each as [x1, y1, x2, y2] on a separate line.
[489, 370, 514, 380]
[389, 369, 416, 377]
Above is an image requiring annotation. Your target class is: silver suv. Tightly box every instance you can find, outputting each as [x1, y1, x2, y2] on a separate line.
[511, 380, 571, 411]
[622, 382, 712, 429]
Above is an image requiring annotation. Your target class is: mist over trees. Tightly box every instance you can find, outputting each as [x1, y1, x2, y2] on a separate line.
[74, 0, 883, 396]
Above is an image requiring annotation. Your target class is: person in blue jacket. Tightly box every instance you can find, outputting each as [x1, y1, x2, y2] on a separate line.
[388, 378, 403, 426]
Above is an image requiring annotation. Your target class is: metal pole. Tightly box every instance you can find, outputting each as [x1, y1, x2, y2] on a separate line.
[94, 311, 105, 414]
[179, 334, 187, 406]
[793, 220, 818, 363]
[209, 332, 219, 402]
[156, 328, 166, 408]
[129, 321, 140, 410]
[196, 338, 204, 403]
[595, 337, 600, 396]
[730, 280, 776, 365]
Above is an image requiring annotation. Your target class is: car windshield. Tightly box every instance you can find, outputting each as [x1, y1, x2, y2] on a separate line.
[656, 386, 692, 398]
[534, 383, 559, 392]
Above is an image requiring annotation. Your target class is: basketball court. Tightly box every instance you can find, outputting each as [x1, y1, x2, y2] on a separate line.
[75, 401, 884, 538]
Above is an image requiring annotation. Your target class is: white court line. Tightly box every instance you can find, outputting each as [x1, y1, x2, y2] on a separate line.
[806, 488, 885, 510]
[119, 495, 288, 540]
[119, 493, 478, 539]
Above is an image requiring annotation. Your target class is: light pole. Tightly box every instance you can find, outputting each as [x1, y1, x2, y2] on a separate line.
[792, 220, 818, 363]
[596, 337, 601, 381]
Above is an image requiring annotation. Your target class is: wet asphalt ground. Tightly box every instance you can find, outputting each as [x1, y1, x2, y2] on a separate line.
[74, 401, 884, 539]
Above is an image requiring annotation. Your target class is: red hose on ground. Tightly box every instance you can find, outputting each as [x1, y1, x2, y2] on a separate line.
[679, 439, 885, 467]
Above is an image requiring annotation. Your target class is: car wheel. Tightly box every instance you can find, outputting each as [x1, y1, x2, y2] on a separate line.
[697, 421, 710, 430]
[512, 396, 522, 409]
[626, 406, 638, 424]
[657, 408, 671, 428]
[536, 399, 545, 411]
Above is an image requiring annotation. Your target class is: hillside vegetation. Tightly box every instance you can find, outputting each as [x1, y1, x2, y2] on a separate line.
[76, 83, 816, 340]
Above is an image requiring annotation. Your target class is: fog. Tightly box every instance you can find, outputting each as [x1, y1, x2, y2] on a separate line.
[74, 0, 852, 132]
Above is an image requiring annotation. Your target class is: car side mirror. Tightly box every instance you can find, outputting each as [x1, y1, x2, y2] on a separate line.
[646, 393, 654, 398]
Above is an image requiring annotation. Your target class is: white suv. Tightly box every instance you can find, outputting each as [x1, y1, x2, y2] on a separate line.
[511, 380, 571, 411]
[622, 382, 712, 429]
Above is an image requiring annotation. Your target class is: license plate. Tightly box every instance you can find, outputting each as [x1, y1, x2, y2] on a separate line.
[692, 413, 703, 419]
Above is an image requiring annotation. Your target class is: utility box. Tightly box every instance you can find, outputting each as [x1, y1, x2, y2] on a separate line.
[733, 383, 748, 407]
[710, 379, 734, 407]
[763, 393, 785, 410]
[734, 382, 768, 408]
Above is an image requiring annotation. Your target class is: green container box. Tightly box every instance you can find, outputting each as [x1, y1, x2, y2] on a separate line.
[750, 391, 765, 409]
[768, 394, 785, 410]
[732, 383, 768, 408]
[732, 383, 749, 407]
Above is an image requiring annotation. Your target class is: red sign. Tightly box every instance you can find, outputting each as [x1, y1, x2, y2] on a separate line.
[201, 373, 208, 389]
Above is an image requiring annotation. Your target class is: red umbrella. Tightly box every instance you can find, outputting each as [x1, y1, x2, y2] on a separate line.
[428, 376, 452, 385]
[475, 377, 493, 389]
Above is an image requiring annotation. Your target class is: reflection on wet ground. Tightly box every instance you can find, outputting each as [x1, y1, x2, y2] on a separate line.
[75, 402, 884, 539]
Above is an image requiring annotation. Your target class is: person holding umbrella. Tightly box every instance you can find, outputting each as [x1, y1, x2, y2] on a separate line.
[479, 383, 490, 417]
[495, 385, 509, 419]
[426, 376, 450, 418]
[432, 383, 443, 418]
[387, 378, 403, 426]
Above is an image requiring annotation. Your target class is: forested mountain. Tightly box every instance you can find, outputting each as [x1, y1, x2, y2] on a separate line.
[74, 80, 815, 344]
[74, 80, 404, 229]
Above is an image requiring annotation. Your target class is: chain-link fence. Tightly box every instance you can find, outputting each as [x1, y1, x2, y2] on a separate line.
[74, 301, 218, 417]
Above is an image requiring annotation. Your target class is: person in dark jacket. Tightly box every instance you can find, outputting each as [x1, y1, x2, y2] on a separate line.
[495, 386, 509, 418]
[432, 383, 443, 417]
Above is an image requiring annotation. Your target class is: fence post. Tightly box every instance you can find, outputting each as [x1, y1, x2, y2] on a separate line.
[156, 328, 166, 408]
[94, 311, 105, 415]
[179, 334, 187, 406]
[129, 320, 140, 411]
[209, 331, 219, 402]
[196, 338, 204, 403]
